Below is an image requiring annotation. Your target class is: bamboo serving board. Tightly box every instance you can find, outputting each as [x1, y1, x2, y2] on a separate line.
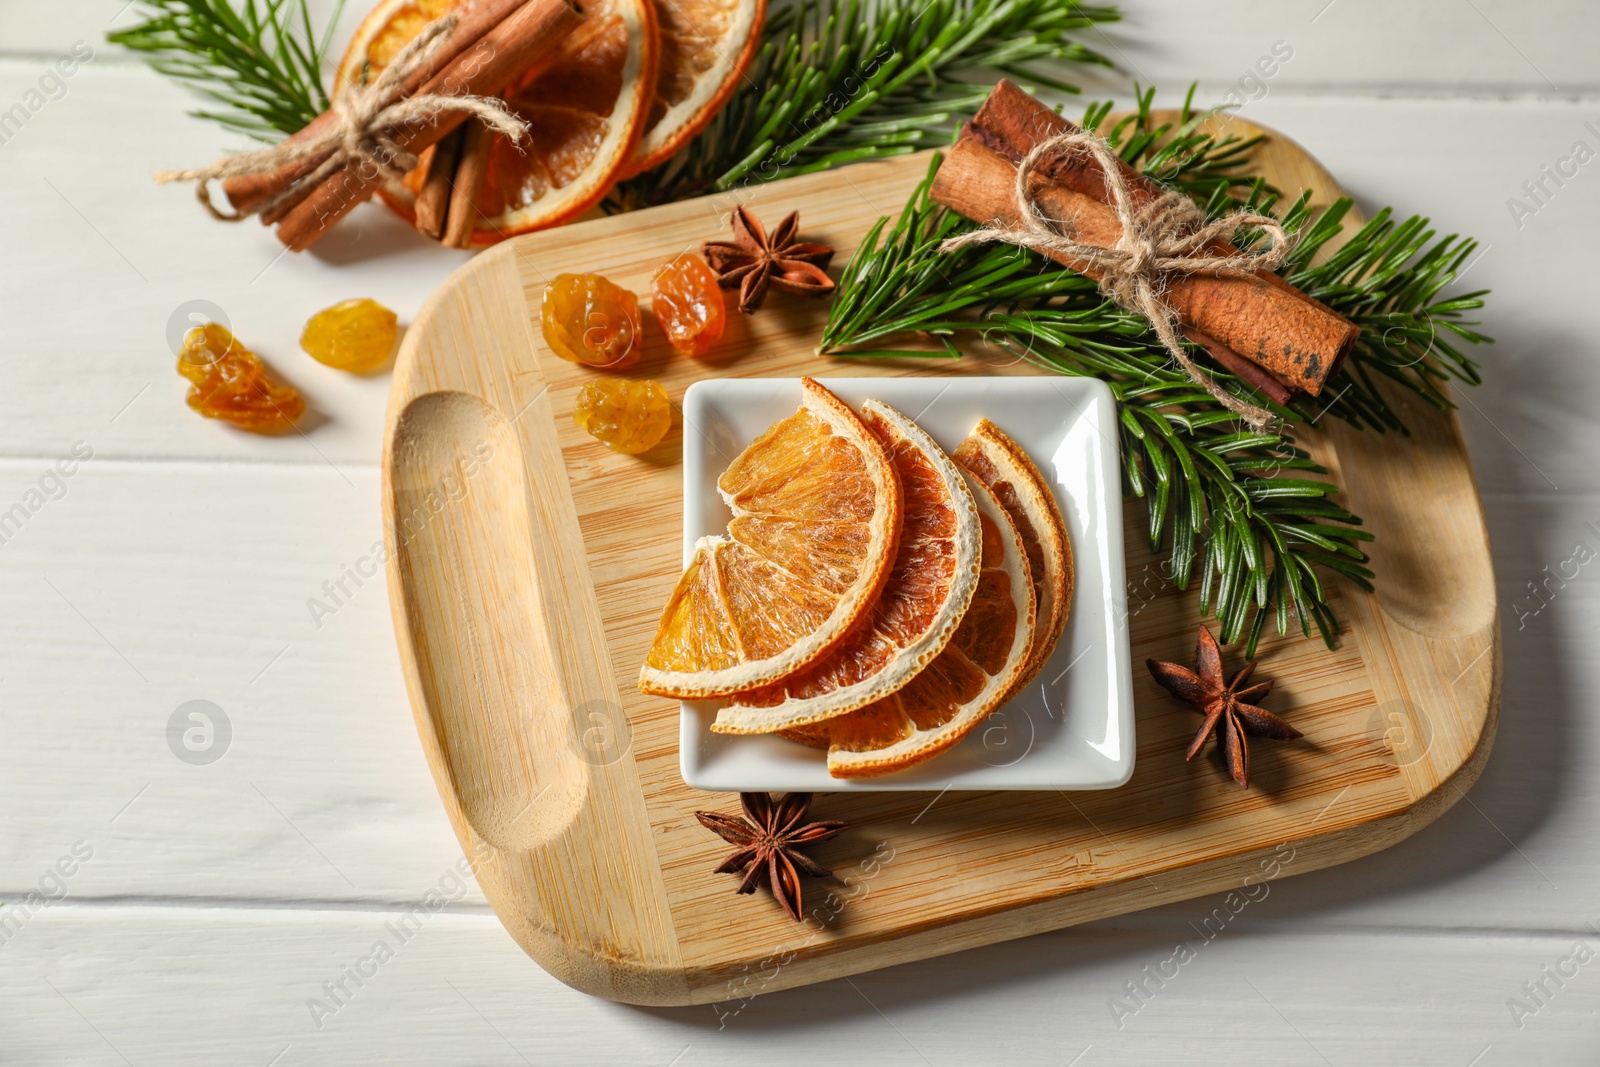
[382, 116, 1498, 1006]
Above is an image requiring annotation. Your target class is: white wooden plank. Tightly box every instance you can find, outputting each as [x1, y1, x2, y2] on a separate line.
[0, 460, 478, 905]
[11, 1, 1600, 95]
[0, 3, 141, 58]
[1078, 0, 1600, 98]
[5, 907, 1597, 1064]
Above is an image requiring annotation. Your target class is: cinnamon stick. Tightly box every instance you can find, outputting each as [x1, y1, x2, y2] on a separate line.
[222, 0, 533, 216]
[275, 0, 583, 252]
[443, 118, 495, 249]
[414, 127, 466, 240]
[972, 80, 1317, 312]
[1183, 328, 1294, 406]
[934, 81, 1360, 397]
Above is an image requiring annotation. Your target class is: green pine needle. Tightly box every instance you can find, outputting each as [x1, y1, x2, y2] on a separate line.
[110, 0, 347, 141]
[609, 0, 1118, 210]
[819, 93, 1492, 655]
[1278, 195, 1489, 430]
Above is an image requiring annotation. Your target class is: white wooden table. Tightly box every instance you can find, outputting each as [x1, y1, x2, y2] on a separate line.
[3, 2, 1597, 1062]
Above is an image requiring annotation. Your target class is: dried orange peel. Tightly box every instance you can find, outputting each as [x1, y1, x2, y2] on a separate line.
[713, 399, 982, 734]
[952, 418, 1072, 698]
[628, 0, 767, 175]
[639, 379, 902, 699]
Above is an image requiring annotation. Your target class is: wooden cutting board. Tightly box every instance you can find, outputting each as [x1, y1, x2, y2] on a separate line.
[381, 115, 1498, 1006]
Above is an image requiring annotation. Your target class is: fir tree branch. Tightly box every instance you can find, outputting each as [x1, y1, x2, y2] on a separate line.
[819, 94, 1491, 654]
[109, 0, 346, 141]
[610, 0, 1118, 210]
[1277, 195, 1489, 430]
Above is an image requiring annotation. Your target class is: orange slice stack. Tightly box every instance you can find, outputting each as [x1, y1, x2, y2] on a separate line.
[640, 385, 1074, 779]
[639, 379, 902, 698]
[712, 400, 982, 734]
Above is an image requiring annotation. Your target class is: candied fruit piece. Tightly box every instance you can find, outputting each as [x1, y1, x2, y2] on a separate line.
[574, 379, 671, 455]
[651, 252, 726, 357]
[300, 298, 398, 372]
[177, 323, 304, 434]
[541, 273, 641, 369]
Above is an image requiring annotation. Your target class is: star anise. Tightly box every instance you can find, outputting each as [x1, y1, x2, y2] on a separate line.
[702, 208, 835, 313]
[1147, 626, 1302, 788]
[694, 792, 846, 921]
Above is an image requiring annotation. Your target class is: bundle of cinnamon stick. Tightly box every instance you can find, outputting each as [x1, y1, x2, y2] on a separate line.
[226, 0, 583, 252]
[931, 80, 1358, 401]
[413, 118, 497, 248]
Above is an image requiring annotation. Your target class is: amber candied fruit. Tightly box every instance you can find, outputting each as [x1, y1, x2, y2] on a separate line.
[573, 379, 671, 455]
[651, 252, 726, 357]
[541, 273, 642, 369]
[178, 323, 304, 433]
[300, 298, 398, 372]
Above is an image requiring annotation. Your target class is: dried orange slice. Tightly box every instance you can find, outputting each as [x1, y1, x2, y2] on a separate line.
[626, 0, 767, 175]
[952, 418, 1072, 696]
[336, 0, 660, 243]
[713, 401, 982, 734]
[820, 473, 1038, 778]
[639, 379, 901, 699]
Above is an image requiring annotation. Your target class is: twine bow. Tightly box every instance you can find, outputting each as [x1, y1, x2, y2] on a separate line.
[154, 14, 527, 223]
[940, 129, 1295, 430]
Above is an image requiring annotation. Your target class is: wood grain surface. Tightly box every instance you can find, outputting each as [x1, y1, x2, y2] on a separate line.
[380, 114, 1498, 1005]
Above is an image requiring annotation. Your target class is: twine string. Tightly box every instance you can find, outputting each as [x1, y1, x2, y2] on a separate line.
[154, 14, 527, 223]
[940, 129, 1296, 430]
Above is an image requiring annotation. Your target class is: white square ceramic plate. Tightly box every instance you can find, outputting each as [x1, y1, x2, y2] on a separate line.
[678, 377, 1133, 792]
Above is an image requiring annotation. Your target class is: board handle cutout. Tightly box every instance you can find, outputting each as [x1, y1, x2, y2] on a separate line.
[390, 390, 587, 851]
